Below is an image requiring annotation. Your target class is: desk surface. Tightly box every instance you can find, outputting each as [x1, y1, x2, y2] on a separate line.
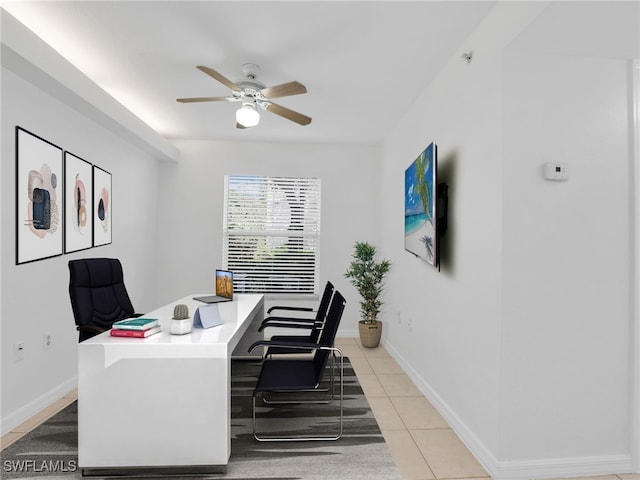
[82, 293, 263, 355]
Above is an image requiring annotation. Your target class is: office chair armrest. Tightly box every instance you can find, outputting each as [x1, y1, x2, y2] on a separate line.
[260, 315, 316, 326]
[249, 339, 323, 353]
[76, 325, 107, 335]
[258, 320, 317, 332]
[249, 340, 343, 356]
[258, 316, 315, 330]
[77, 313, 142, 337]
[266, 305, 315, 314]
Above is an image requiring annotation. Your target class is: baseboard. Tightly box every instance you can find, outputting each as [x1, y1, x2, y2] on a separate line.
[382, 339, 500, 474]
[382, 340, 634, 480]
[1, 376, 77, 436]
[492, 454, 633, 480]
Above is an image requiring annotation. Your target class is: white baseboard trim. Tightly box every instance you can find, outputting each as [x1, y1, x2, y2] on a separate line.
[492, 454, 632, 480]
[1, 376, 77, 436]
[382, 339, 633, 480]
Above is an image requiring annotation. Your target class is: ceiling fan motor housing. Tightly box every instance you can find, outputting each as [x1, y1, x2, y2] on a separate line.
[236, 64, 267, 103]
[241, 63, 260, 80]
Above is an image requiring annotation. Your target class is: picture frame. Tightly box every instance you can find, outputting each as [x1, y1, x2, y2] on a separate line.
[93, 165, 112, 247]
[64, 151, 94, 253]
[404, 142, 438, 266]
[16, 127, 64, 265]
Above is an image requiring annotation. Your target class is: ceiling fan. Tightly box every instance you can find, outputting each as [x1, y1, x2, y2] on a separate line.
[177, 63, 311, 129]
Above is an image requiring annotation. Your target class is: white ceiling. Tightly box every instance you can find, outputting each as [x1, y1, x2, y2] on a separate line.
[2, 1, 495, 145]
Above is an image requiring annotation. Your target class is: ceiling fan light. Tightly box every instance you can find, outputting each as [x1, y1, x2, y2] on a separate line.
[236, 103, 260, 127]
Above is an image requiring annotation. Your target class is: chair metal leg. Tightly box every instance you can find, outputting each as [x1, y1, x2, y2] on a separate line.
[253, 353, 344, 442]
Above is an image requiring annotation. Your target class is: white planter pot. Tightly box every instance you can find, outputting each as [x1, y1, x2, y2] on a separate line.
[171, 318, 192, 335]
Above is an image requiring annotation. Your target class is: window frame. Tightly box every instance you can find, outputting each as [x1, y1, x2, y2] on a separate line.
[222, 175, 321, 298]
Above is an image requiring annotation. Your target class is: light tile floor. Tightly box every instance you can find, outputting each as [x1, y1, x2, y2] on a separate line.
[1, 340, 639, 480]
[1, 388, 77, 450]
[334, 337, 640, 480]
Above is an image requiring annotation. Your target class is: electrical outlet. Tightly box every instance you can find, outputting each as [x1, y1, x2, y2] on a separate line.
[407, 318, 413, 333]
[14, 342, 24, 362]
[43, 332, 52, 350]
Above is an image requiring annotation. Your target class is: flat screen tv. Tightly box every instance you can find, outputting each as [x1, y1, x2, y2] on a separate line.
[404, 142, 446, 267]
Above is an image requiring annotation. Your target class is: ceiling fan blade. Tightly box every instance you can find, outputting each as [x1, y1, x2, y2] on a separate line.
[176, 96, 232, 103]
[265, 102, 312, 126]
[197, 65, 242, 92]
[260, 81, 307, 99]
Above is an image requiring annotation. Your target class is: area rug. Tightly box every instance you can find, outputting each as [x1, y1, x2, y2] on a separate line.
[1, 358, 401, 479]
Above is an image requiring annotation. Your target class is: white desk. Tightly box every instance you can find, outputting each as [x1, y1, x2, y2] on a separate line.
[77, 294, 264, 476]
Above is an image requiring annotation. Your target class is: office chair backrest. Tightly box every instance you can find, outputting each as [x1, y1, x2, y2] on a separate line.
[313, 290, 346, 381]
[315, 281, 335, 322]
[309, 281, 335, 342]
[68, 258, 135, 342]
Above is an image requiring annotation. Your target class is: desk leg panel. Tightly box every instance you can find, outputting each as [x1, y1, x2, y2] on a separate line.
[79, 347, 229, 468]
[232, 301, 264, 360]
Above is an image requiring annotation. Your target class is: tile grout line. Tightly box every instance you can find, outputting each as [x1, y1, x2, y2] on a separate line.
[376, 366, 439, 480]
[358, 346, 442, 480]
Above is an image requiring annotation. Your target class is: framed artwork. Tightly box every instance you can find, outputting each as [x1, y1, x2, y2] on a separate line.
[404, 142, 437, 266]
[93, 165, 112, 246]
[64, 151, 93, 253]
[16, 127, 63, 264]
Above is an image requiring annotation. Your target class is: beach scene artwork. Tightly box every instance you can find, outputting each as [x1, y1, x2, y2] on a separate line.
[404, 142, 436, 265]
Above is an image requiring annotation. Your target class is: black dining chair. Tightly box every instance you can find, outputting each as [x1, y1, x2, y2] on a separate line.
[68, 258, 139, 342]
[249, 290, 346, 442]
[258, 281, 334, 356]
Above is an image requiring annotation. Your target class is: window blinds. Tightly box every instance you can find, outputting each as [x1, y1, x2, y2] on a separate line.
[223, 175, 321, 295]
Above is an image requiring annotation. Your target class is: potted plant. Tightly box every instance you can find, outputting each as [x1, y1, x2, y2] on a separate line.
[344, 241, 391, 348]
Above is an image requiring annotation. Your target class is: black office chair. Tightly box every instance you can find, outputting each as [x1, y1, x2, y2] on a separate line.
[260, 281, 334, 328]
[68, 258, 139, 342]
[258, 281, 334, 356]
[249, 290, 346, 442]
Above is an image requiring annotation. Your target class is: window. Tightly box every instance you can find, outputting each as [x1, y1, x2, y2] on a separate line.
[223, 175, 321, 296]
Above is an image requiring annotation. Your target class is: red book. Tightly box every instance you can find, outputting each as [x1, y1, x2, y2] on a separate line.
[110, 326, 162, 338]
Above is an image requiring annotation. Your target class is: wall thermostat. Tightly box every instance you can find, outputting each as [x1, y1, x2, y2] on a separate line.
[544, 162, 569, 181]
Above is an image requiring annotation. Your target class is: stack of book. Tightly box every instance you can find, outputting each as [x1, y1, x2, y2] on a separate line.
[110, 317, 161, 338]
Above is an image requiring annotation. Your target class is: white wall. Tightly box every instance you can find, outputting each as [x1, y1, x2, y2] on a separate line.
[378, 2, 637, 479]
[156, 139, 379, 336]
[379, 1, 549, 468]
[500, 2, 637, 476]
[1, 23, 166, 434]
[501, 51, 631, 465]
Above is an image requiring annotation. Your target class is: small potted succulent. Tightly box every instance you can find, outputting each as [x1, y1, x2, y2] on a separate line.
[171, 304, 192, 335]
[344, 241, 391, 348]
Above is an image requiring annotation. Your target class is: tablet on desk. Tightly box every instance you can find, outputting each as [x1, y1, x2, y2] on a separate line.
[193, 304, 224, 329]
[194, 269, 234, 304]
